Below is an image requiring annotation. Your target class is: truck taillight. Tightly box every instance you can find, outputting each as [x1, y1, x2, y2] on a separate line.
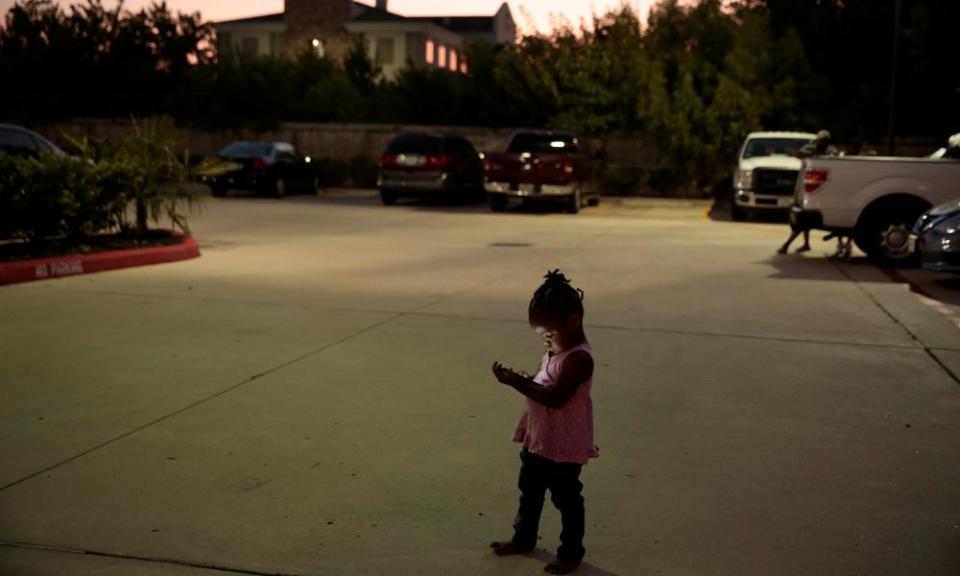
[562, 158, 575, 175]
[803, 169, 829, 193]
[252, 157, 270, 170]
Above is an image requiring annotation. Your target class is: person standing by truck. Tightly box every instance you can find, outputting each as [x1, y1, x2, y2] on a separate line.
[797, 130, 840, 158]
[777, 221, 811, 254]
[778, 130, 840, 254]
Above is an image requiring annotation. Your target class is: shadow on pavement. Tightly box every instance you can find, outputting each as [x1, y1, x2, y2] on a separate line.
[311, 188, 481, 212]
[764, 254, 881, 282]
[525, 549, 622, 576]
[883, 268, 960, 308]
[768, 252, 960, 311]
[927, 276, 960, 305]
[312, 188, 577, 216]
[709, 198, 790, 224]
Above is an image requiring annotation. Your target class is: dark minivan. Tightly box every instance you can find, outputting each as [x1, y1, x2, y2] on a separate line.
[377, 134, 484, 205]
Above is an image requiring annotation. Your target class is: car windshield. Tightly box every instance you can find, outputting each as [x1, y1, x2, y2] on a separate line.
[219, 142, 273, 158]
[386, 135, 445, 155]
[507, 133, 579, 154]
[742, 138, 812, 159]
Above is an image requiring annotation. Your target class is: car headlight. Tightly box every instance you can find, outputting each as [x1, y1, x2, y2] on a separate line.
[735, 169, 753, 190]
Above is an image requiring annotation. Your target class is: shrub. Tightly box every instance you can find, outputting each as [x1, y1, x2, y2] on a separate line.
[0, 117, 201, 244]
[598, 163, 647, 196]
[0, 153, 103, 241]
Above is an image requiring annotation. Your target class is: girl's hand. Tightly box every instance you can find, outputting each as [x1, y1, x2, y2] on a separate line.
[492, 361, 527, 387]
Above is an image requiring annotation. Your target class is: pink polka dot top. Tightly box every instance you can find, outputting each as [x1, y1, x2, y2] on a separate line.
[513, 342, 599, 464]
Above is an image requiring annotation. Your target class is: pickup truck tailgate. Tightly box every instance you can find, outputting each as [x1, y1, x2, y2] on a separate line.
[486, 152, 575, 185]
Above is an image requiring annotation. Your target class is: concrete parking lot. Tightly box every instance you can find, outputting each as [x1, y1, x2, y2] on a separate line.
[2, 190, 959, 576]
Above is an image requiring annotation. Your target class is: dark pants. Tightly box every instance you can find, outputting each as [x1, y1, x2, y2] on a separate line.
[511, 448, 586, 562]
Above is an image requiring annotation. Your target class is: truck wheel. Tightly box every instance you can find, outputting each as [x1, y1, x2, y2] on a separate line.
[211, 183, 227, 198]
[855, 210, 922, 267]
[380, 190, 397, 205]
[489, 194, 507, 212]
[587, 195, 600, 207]
[566, 187, 581, 214]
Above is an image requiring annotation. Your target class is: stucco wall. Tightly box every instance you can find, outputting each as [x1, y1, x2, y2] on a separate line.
[43, 120, 525, 160]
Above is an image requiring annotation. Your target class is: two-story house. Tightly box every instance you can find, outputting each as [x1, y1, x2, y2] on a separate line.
[214, 0, 516, 80]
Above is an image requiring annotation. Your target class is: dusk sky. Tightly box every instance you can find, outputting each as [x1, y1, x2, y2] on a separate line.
[0, 0, 659, 34]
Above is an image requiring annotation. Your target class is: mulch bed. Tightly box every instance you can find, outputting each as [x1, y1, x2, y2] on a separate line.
[0, 230, 184, 262]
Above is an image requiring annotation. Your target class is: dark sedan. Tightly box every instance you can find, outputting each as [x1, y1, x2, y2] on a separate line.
[0, 124, 67, 158]
[911, 200, 960, 273]
[204, 141, 317, 198]
[377, 133, 485, 205]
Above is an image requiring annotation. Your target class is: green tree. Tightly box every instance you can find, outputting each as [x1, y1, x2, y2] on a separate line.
[0, 0, 213, 123]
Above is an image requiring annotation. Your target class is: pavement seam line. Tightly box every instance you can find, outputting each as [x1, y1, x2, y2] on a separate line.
[406, 311, 922, 351]
[831, 260, 960, 387]
[0, 540, 305, 576]
[51, 288, 931, 351]
[0, 312, 406, 494]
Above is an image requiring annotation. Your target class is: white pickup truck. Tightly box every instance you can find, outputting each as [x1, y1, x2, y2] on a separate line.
[790, 146, 960, 266]
[732, 131, 816, 220]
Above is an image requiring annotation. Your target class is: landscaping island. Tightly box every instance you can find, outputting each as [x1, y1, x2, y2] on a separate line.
[0, 231, 199, 286]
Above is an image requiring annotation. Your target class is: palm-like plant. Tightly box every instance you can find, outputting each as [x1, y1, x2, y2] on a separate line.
[116, 116, 202, 236]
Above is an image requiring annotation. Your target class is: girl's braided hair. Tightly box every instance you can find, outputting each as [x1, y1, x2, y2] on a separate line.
[528, 269, 584, 319]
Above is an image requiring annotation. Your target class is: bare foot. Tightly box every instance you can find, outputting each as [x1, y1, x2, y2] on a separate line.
[795, 245, 810, 253]
[544, 558, 581, 574]
[490, 540, 532, 556]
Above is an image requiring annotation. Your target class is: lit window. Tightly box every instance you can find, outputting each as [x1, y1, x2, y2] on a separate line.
[449, 50, 458, 71]
[425, 39, 434, 65]
[438, 45, 446, 69]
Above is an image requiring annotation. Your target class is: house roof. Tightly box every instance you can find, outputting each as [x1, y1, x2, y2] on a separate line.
[215, 12, 284, 25]
[214, 3, 501, 36]
[351, 8, 406, 23]
[409, 16, 495, 33]
[215, 1, 386, 25]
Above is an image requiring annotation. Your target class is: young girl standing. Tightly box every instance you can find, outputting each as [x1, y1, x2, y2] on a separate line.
[490, 270, 599, 575]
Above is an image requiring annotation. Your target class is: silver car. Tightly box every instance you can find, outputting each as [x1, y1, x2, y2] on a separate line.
[911, 200, 960, 273]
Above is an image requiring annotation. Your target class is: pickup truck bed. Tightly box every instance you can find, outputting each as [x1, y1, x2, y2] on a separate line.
[791, 155, 960, 265]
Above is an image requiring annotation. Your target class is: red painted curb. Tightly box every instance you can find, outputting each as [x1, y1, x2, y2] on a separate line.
[0, 233, 201, 286]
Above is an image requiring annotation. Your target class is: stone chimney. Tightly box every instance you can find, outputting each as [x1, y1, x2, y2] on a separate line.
[284, 0, 351, 58]
[376, 0, 387, 10]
